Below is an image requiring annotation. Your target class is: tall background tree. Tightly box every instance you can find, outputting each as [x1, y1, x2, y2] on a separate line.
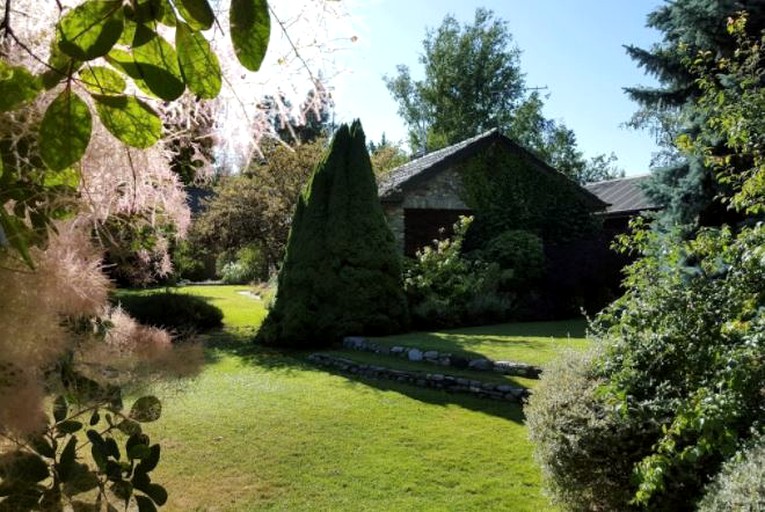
[384, 8, 623, 184]
[625, 0, 765, 225]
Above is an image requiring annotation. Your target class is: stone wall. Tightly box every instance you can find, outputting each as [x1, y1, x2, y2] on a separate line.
[343, 337, 542, 378]
[382, 165, 471, 254]
[308, 353, 529, 402]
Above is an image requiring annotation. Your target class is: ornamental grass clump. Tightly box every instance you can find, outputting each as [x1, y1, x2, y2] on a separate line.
[257, 120, 409, 348]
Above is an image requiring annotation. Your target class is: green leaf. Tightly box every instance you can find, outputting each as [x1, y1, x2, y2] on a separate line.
[0, 62, 42, 112]
[42, 43, 82, 90]
[63, 464, 99, 496]
[104, 437, 121, 460]
[27, 436, 55, 459]
[105, 49, 154, 97]
[53, 395, 69, 423]
[110, 480, 132, 502]
[176, 22, 221, 99]
[57, 0, 124, 60]
[129, 396, 162, 422]
[135, 445, 160, 473]
[0, 210, 34, 268]
[127, 444, 151, 460]
[43, 167, 80, 189]
[93, 95, 161, 148]
[131, 24, 184, 101]
[79, 66, 126, 95]
[230, 0, 271, 72]
[144, 483, 167, 505]
[135, 495, 158, 512]
[57, 421, 84, 435]
[89, 410, 100, 426]
[116, 418, 142, 436]
[57, 436, 78, 483]
[127, 0, 174, 25]
[0, 451, 50, 483]
[40, 89, 92, 172]
[176, 0, 214, 31]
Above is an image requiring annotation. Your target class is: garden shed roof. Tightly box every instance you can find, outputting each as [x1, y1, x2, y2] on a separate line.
[584, 175, 660, 216]
[378, 129, 607, 209]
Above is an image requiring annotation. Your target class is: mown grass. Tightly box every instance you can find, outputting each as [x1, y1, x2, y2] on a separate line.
[367, 319, 590, 367]
[116, 285, 589, 511]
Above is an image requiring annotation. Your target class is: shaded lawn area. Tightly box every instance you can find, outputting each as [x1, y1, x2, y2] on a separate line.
[367, 319, 590, 367]
[116, 285, 589, 511]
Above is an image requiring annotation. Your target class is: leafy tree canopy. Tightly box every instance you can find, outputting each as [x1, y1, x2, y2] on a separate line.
[384, 8, 622, 184]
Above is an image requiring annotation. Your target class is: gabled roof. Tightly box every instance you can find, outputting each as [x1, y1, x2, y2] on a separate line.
[378, 129, 607, 209]
[584, 175, 660, 216]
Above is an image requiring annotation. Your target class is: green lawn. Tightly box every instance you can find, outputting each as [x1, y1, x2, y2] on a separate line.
[367, 320, 590, 367]
[118, 285, 589, 511]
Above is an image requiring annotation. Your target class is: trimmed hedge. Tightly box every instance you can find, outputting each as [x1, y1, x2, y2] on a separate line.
[115, 292, 223, 335]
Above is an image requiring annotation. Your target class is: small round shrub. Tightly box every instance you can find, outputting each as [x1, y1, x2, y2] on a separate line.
[115, 292, 223, 335]
[217, 245, 265, 284]
[481, 229, 544, 283]
[525, 349, 655, 512]
[697, 437, 765, 512]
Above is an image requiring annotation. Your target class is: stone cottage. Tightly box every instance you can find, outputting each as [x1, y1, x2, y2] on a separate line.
[377, 129, 609, 255]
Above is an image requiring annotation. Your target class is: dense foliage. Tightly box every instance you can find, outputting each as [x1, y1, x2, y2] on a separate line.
[257, 121, 409, 348]
[191, 138, 323, 275]
[625, 0, 765, 226]
[403, 217, 511, 329]
[528, 13, 765, 511]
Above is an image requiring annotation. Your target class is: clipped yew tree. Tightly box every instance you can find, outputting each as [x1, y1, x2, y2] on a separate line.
[257, 120, 408, 348]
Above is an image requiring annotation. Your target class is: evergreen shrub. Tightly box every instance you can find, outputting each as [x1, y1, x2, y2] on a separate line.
[257, 121, 409, 348]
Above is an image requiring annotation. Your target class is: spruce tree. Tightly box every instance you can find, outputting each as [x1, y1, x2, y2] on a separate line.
[257, 120, 409, 348]
[625, 0, 765, 226]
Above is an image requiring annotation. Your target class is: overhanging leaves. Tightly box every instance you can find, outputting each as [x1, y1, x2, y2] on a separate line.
[131, 24, 185, 101]
[176, 0, 214, 31]
[0, 63, 42, 112]
[79, 66, 126, 95]
[105, 49, 154, 97]
[57, 0, 124, 61]
[93, 94, 161, 148]
[230, 0, 271, 72]
[40, 89, 92, 171]
[176, 22, 221, 98]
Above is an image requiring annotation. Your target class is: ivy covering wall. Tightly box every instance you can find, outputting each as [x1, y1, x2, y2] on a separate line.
[458, 141, 601, 244]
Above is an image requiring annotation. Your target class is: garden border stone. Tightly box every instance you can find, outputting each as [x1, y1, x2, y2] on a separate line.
[308, 353, 529, 402]
[342, 336, 542, 378]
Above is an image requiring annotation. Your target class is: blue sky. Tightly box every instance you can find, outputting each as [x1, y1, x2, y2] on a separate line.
[331, 0, 666, 176]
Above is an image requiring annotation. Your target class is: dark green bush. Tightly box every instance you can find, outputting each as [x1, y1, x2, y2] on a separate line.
[480, 229, 544, 284]
[697, 437, 765, 512]
[115, 291, 223, 335]
[525, 350, 653, 512]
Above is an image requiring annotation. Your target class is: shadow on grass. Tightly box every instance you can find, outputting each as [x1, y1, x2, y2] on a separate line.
[365, 318, 588, 362]
[316, 362, 528, 424]
[200, 328, 527, 423]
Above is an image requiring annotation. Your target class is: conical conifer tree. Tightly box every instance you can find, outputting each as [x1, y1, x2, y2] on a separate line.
[257, 120, 408, 348]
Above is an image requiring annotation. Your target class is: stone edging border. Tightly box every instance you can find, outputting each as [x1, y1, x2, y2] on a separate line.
[342, 336, 542, 379]
[308, 353, 529, 403]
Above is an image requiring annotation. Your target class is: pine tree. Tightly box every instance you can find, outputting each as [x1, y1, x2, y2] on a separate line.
[257, 121, 409, 348]
[625, 0, 765, 226]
